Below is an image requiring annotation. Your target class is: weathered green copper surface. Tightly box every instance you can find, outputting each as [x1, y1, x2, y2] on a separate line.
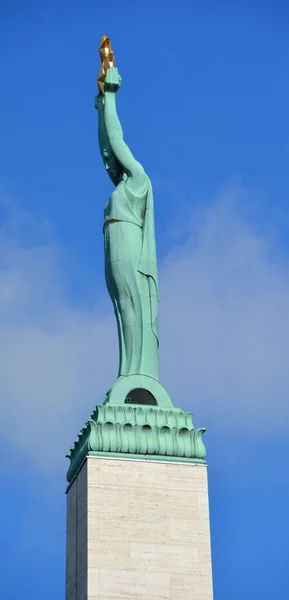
[96, 66, 159, 381]
[66, 404, 206, 483]
[105, 375, 174, 408]
[65, 42, 208, 482]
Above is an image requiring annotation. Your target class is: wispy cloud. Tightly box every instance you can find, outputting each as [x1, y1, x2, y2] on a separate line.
[0, 203, 117, 474]
[1, 190, 288, 475]
[160, 190, 289, 432]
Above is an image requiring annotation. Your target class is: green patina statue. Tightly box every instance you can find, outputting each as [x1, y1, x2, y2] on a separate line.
[65, 36, 207, 482]
[95, 53, 159, 382]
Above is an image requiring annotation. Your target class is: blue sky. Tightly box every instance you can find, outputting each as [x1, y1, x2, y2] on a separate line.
[1, 1, 289, 598]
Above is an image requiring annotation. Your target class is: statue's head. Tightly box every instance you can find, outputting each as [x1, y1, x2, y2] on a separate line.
[102, 149, 123, 186]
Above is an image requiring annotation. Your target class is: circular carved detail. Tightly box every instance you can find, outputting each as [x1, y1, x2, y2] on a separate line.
[104, 421, 114, 430]
[160, 426, 170, 435]
[142, 424, 152, 433]
[123, 423, 133, 431]
[125, 388, 158, 406]
[179, 427, 190, 437]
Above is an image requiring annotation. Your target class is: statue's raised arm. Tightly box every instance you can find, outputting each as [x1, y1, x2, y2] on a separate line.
[104, 69, 147, 192]
[96, 36, 146, 192]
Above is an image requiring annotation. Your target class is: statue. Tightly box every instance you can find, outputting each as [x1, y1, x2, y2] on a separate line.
[95, 36, 159, 383]
[65, 35, 207, 483]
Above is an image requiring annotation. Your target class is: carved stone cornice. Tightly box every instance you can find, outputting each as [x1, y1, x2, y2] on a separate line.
[66, 404, 206, 483]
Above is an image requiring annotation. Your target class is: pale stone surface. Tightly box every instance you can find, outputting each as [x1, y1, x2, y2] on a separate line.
[87, 568, 100, 597]
[171, 572, 214, 600]
[99, 568, 171, 598]
[66, 457, 213, 600]
[99, 513, 170, 543]
[130, 541, 199, 573]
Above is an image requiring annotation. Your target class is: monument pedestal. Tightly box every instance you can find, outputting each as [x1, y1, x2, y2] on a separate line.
[66, 456, 213, 600]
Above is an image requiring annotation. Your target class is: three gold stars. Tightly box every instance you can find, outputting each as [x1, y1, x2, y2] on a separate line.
[97, 35, 115, 94]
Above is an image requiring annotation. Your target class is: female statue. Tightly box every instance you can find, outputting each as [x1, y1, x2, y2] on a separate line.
[95, 66, 159, 382]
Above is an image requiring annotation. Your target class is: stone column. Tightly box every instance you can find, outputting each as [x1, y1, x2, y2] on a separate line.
[66, 456, 213, 600]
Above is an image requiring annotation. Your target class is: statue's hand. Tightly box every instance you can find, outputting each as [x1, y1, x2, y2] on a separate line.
[94, 93, 104, 111]
[104, 67, 122, 93]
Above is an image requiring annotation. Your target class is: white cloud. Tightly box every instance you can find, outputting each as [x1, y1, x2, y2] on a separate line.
[160, 191, 289, 432]
[0, 204, 117, 474]
[0, 191, 288, 475]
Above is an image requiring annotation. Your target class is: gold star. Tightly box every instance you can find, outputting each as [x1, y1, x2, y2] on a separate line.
[97, 35, 115, 94]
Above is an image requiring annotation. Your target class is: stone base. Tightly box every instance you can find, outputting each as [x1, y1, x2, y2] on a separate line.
[66, 456, 213, 600]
